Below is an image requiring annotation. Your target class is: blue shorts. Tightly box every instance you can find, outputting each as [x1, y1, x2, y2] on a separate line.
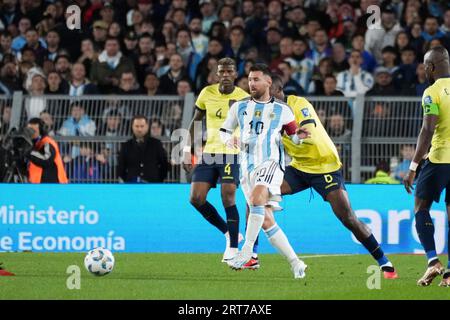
[191, 153, 239, 188]
[283, 166, 346, 201]
[415, 159, 450, 203]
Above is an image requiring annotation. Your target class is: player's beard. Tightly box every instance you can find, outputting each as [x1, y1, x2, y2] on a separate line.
[250, 89, 264, 100]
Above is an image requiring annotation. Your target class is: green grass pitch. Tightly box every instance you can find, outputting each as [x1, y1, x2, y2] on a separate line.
[0, 253, 448, 300]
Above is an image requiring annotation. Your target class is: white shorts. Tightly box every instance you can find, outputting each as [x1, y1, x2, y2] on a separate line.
[240, 160, 284, 209]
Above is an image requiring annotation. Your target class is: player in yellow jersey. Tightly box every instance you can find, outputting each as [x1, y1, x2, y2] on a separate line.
[183, 58, 249, 262]
[248, 74, 399, 278]
[404, 46, 450, 287]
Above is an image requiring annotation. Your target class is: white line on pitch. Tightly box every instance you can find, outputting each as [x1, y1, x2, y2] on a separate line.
[299, 254, 355, 259]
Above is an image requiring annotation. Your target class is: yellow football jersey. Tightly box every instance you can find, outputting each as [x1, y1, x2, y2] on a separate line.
[422, 78, 450, 163]
[282, 95, 342, 174]
[196, 84, 249, 154]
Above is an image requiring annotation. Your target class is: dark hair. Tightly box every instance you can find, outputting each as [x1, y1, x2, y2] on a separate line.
[132, 114, 148, 124]
[229, 25, 244, 34]
[249, 63, 271, 76]
[375, 160, 390, 174]
[28, 117, 47, 136]
[270, 73, 284, 90]
[218, 57, 236, 69]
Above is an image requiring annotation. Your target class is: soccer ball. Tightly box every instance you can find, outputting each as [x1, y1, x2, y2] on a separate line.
[84, 247, 115, 276]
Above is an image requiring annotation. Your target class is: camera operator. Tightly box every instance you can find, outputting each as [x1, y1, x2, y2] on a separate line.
[27, 118, 68, 183]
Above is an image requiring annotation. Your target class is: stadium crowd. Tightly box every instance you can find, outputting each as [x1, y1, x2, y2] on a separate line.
[0, 0, 448, 182]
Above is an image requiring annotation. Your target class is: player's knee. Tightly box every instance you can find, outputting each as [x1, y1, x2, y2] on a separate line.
[189, 193, 206, 208]
[249, 193, 266, 206]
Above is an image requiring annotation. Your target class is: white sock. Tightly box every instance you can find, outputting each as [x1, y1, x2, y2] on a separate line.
[264, 224, 299, 267]
[224, 231, 230, 248]
[242, 206, 265, 254]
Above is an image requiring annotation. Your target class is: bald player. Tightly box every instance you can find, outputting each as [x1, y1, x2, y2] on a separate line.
[261, 74, 398, 278]
[404, 46, 450, 287]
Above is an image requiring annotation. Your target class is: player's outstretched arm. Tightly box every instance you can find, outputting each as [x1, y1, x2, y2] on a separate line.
[403, 114, 438, 194]
[219, 102, 239, 149]
[183, 108, 206, 172]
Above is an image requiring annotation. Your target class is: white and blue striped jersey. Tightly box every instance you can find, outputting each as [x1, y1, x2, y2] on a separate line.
[220, 97, 298, 174]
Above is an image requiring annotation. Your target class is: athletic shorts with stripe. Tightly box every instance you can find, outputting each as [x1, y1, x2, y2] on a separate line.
[240, 160, 283, 208]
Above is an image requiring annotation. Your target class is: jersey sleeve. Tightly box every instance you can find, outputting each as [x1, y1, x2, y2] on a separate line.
[422, 87, 439, 116]
[195, 88, 207, 110]
[219, 101, 239, 143]
[281, 105, 298, 136]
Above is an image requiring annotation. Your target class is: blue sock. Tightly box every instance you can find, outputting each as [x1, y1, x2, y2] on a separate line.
[195, 201, 228, 234]
[415, 210, 438, 264]
[361, 234, 389, 266]
[225, 205, 239, 248]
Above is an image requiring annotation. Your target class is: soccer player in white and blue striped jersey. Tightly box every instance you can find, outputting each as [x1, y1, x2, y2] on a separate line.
[220, 64, 309, 278]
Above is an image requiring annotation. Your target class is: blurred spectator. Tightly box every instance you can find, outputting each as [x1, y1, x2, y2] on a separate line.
[259, 27, 282, 64]
[58, 102, 96, 137]
[277, 61, 304, 96]
[327, 113, 351, 140]
[66, 142, 106, 183]
[21, 28, 48, 66]
[200, 0, 218, 34]
[270, 36, 294, 71]
[380, 46, 399, 74]
[306, 29, 332, 66]
[24, 67, 47, 119]
[176, 28, 201, 81]
[422, 16, 446, 43]
[176, 78, 193, 97]
[195, 37, 224, 87]
[45, 30, 60, 62]
[0, 105, 11, 135]
[316, 108, 327, 127]
[337, 50, 373, 98]
[366, 67, 397, 96]
[66, 62, 99, 96]
[288, 37, 314, 94]
[225, 25, 247, 74]
[442, 9, 450, 37]
[117, 71, 142, 95]
[90, 37, 136, 94]
[135, 33, 157, 84]
[351, 34, 377, 74]
[123, 30, 138, 56]
[0, 32, 13, 62]
[77, 38, 98, 77]
[45, 70, 68, 94]
[0, 60, 20, 94]
[118, 115, 169, 183]
[392, 47, 417, 91]
[100, 109, 127, 137]
[54, 54, 71, 81]
[91, 20, 109, 52]
[309, 57, 333, 95]
[189, 17, 209, 57]
[364, 160, 400, 184]
[403, 63, 428, 96]
[144, 72, 162, 96]
[393, 145, 415, 181]
[159, 53, 187, 95]
[322, 75, 344, 97]
[39, 109, 55, 137]
[150, 118, 165, 137]
[364, 6, 402, 64]
[237, 75, 249, 92]
[394, 31, 410, 53]
[409, 22, 426, 58]
[331, 42, 349, 73]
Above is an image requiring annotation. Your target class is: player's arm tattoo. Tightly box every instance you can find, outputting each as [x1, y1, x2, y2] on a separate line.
[412, 114, 438, 163]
